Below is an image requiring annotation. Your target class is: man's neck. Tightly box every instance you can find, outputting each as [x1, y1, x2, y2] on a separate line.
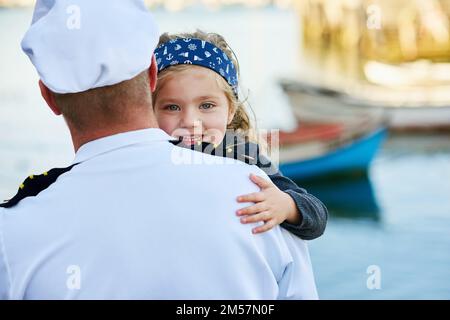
[69, 117, 160, 153]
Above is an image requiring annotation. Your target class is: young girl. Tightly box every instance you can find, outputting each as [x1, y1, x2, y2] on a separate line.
[153, 30, 327, 239]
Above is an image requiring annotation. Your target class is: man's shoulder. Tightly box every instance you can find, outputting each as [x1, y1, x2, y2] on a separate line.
[166, 147, 269, 206]
[0, 164, 78, 211]
[189, 151, 269, 192]
[171, 146, 270, 179]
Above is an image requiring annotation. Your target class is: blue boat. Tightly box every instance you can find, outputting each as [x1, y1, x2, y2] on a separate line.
[279, 127, 387, 180]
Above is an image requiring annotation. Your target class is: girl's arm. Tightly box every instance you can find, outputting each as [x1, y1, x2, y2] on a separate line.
[174, 136, 329, 240]
[255, 147, 328, 240]
[268, 171, 328, 240]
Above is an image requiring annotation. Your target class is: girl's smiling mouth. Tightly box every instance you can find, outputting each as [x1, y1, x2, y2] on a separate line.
[180, 135, 204, 145]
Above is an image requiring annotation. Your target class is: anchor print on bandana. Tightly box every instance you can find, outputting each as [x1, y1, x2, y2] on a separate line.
[154, 38, 239, 98]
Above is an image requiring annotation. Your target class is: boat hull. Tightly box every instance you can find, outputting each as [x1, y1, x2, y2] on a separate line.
[279, 128, 387, 180]
[280, 79, 450, 132]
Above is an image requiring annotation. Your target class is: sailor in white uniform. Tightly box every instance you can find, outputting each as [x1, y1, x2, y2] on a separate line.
[0, 0, 318, 299]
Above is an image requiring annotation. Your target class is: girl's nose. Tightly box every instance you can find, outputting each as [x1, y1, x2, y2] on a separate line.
[180, 109, 202, 129]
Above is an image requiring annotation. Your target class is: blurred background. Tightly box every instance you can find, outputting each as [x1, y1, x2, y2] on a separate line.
[0, 0, 449, 299]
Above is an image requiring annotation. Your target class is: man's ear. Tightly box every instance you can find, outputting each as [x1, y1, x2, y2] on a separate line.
[38, 80, 61, 116]
[149, 54, 158, 93]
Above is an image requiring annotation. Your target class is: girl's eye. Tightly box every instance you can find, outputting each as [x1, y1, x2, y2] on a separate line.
[165, 105, 180, 111]
[200, 103, 215, 110]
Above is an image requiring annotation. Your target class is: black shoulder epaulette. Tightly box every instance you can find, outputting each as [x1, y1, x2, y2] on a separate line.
[0, 163, 79, 209]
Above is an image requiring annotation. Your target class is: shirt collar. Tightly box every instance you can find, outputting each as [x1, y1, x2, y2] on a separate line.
[73, 128, 175, 164]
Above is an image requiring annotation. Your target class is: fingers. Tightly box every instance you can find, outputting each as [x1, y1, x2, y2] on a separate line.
[252, 219, 278, 234]
[249, 174, 273, 189]
[238, 209, 271, 223]
[237, 209, 279, 234]
[237, 192, 265, 203]
[237, 175, 274, 202]
[236, 203, 268, 216]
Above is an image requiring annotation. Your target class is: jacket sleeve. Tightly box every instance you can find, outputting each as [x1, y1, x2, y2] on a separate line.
[256, 151, 328, 240]
[237, 140, 328, 240]
[269, 171, 328, 240]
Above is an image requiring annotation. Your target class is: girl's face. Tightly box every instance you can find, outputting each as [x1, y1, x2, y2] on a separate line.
[154, 66, 234, 146]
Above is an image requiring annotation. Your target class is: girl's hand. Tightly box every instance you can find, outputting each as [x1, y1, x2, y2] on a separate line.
[236, 174, 300, 234]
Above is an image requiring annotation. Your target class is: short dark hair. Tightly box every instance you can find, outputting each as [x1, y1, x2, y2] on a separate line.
[53, 70, 151, 130]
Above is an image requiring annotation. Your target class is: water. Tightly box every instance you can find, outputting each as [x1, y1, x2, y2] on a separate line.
[305, 135, 450, 299]
[1, 7, 449, 299]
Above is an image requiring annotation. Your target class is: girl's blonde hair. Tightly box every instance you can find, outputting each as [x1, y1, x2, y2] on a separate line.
[153, 30, 262, 146]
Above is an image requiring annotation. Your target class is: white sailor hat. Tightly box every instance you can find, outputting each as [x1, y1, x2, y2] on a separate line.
[21, 0, 159, 94]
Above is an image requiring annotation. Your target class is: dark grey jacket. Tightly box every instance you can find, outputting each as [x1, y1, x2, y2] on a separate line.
[172, 133, 328, 240]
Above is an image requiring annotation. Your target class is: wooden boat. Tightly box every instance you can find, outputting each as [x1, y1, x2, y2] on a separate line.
[280, 78, 450, 132]
[268, 81, 388, 180]
[278, 125, 387, 180]
[274, 121, 387, 180]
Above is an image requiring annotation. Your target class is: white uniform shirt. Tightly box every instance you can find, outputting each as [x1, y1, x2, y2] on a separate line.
[0, 128, 318, 299]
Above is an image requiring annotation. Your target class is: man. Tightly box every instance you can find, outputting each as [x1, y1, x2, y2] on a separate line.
[0, 0, 318, 299]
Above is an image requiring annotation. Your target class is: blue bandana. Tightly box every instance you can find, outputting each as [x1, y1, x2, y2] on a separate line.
[154, 38, 239, 97]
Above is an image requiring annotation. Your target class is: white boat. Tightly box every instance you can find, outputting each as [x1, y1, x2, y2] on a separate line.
[280, 78, 450, 132]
